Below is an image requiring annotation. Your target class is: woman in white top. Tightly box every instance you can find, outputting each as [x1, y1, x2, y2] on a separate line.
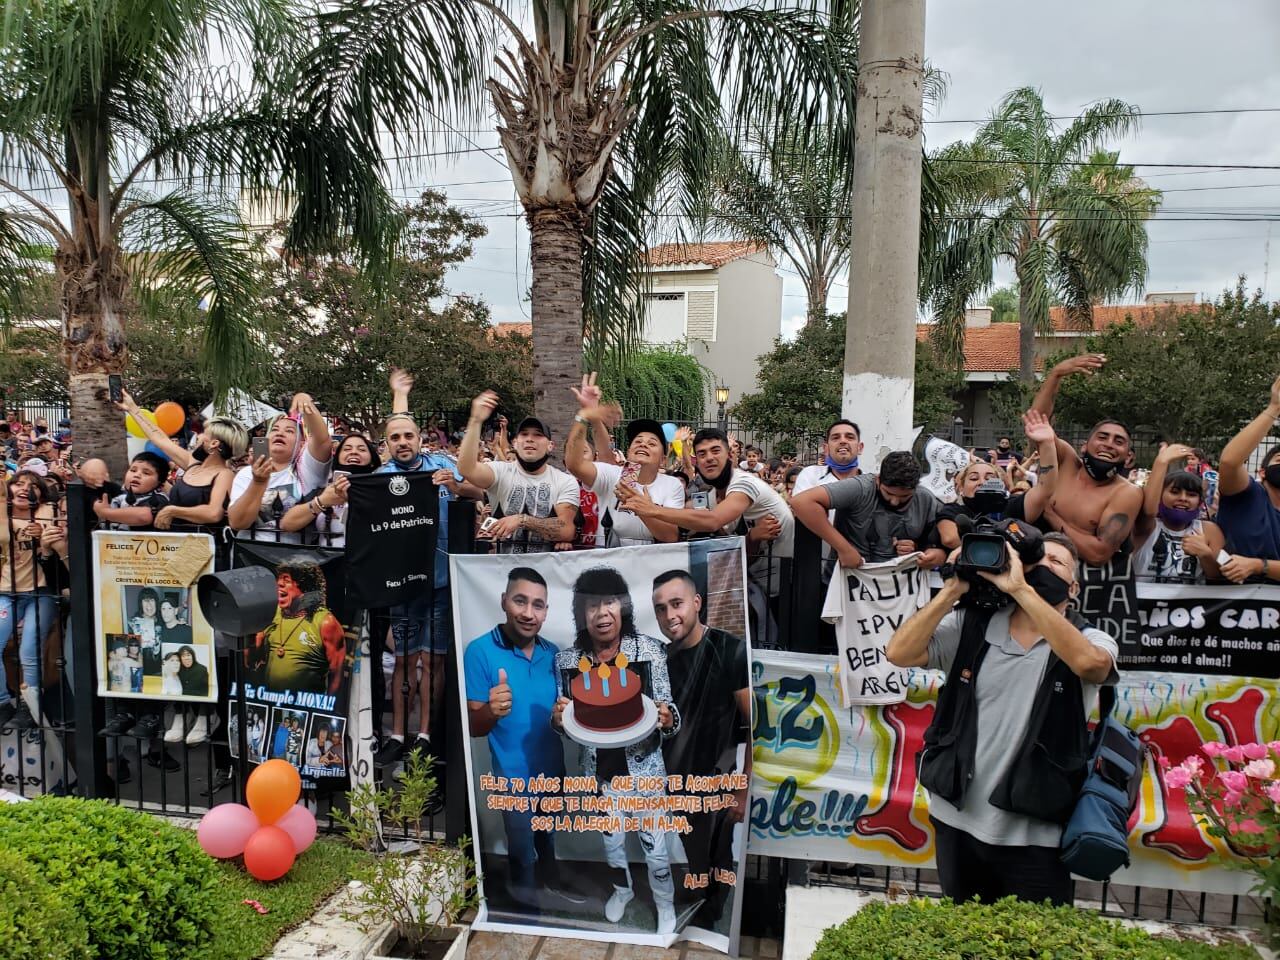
[1134, 444, 1225, 583]
[564, 373, 684, 546]
[227, 415, 312, 542]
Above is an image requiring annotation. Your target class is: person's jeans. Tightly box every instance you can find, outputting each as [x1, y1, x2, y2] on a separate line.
[601, 783, 675, 910]
[931, 816, 1072, 906]
[502, 806, 558, 905]
[0, 592, 58, 703]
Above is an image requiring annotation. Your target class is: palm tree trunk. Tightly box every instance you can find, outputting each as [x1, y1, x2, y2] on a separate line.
[526, 208, 585, 447]
[61, 262, 130, 476]
[1015, 271, 1039, 383]
[805, 272, 830, 325]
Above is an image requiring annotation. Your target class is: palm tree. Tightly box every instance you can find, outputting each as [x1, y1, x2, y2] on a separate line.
[922, 87, 1162, 381]
[480, 0, 851, 433]
[0, 0, 487, 469]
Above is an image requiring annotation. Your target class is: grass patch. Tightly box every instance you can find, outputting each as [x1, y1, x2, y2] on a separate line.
[206, 839, 374, 960]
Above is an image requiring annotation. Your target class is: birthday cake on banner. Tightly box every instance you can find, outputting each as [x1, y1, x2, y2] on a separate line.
[571, 654, 643, 731]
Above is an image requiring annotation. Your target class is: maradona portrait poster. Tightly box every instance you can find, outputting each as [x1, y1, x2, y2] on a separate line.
[452, 539, 753, 955]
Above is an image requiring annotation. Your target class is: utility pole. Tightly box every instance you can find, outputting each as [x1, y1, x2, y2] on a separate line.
[842, 0, 926, 471]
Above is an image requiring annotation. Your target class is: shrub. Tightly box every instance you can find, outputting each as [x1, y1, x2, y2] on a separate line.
[0, 797, 224, 960]
[810, 898, 1258, 960]
[0, 847, 91, 960]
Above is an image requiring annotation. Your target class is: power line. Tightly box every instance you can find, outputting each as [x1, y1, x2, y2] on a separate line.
[924, 107, 1280, 125]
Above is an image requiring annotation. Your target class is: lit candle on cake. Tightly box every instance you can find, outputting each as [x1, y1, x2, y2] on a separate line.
[599, 663, 612, 698]
[616, 652, 629, 686]
[578, 655, 591, 690]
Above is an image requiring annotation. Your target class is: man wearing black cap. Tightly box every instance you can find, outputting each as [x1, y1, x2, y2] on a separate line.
[458, 391, 579, 549]
[565, 372, 685, 546]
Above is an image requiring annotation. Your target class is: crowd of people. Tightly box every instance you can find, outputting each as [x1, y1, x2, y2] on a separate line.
[1, 356, 1278, 869]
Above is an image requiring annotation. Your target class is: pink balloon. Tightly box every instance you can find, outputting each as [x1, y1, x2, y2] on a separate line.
[276, 804, 318, 855]
[197, 803, 260, 859]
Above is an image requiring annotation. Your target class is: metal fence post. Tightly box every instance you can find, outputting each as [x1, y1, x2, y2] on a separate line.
[66, 481, 109, 797]
[444, 498, 476, 843]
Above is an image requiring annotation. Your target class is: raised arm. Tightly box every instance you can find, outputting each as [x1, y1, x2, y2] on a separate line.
[887, 574, 966, 668]
[389, 368, 414, 415]
[290, 393, 332, 465]
[117, 390, 192, 468]
[1033, 354, 1106, 463]
[565, 372, 619, 487]
[458, 392, 498, 490]
[1020, 409, 1059, 522]
[1219, 373, 1280, 497]
[1136, 443, 1193, 541]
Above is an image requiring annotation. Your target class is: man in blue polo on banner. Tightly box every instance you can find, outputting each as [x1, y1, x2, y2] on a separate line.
[464, 566, 583, 912]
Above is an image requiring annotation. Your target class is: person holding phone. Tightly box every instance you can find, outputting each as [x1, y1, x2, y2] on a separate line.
[564, 372, 684, 547]
[228, 414, 311, 542]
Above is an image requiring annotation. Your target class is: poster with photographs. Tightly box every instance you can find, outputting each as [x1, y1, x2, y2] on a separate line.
[231, 541, 356, 784]
[92, 531, 217, 703]
[452, 539, 753, 955]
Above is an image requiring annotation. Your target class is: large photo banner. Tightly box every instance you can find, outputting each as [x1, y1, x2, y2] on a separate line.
[231, 541, 357, 785]
[452, 540, 754, 955]
[92, 530, 217, 703]
[751, 583, 1280, 896]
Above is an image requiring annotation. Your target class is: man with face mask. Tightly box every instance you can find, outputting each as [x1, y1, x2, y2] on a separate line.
[791, 451, 946, 570]
[1027, 354, 1143, 565]
[1215, 372, 1280, 584]
[458, 391, 580, 548]
[886, 532, 1118, 906]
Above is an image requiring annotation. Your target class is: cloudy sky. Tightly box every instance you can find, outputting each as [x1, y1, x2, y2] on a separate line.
[415, 0, 1280, 340]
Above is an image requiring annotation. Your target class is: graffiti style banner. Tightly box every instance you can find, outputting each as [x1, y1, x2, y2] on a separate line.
[92, 531, 217, 703]
[750, 648, 1280, 895]
[1125, 582, 1280, 678]
[231, 541, 357, 785]
[453, 540, 752, 955]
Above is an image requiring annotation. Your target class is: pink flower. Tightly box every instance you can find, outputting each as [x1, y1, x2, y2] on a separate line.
[1221, 745, 1246, 764]
[1202, 741, 1227, 758]
[1238, 819, 1265, 833]
[1183, 755, 1204, 778]
[1244, 758, 1276, 779]
[1265, 782, 1280, 805]
[1219, 770, 1249, 793]
[1267, 741, 1280, 755]
[1242, 743, 1269, 760]
[1158, 755, 1171, 770]
[1224, 790, 1245, 809]
[1164, 767, 1193, 790]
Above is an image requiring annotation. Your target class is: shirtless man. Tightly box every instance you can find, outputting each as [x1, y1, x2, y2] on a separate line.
[1029, 354, 1143, 564]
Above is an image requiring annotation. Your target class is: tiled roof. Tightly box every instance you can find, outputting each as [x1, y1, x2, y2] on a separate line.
[491, 321, 532, 338]
[644, 241, 767, 268]
[916, 323, 1029, 373]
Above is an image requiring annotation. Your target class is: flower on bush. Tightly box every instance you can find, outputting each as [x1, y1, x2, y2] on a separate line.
[1244, 758, 1276, 779]
[1221, 745, 1246, 763]
[1243, 742, 1270, 760]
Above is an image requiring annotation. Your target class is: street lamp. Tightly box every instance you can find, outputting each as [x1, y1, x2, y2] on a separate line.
[715, 384, 730, 433]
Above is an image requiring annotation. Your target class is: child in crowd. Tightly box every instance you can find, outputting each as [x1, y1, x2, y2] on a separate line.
[92, 452, 170, 529]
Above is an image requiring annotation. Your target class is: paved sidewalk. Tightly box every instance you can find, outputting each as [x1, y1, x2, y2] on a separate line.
[467, 931, 780, 959]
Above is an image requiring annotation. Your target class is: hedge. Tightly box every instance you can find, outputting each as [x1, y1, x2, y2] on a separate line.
[0, 798, 224, 960]
[810, 897, 1259, 960]
[0, 847, 91, 960]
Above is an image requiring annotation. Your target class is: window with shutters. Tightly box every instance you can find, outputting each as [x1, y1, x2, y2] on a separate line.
[685, 290, 717, 341]
[643, 292, 686, 344]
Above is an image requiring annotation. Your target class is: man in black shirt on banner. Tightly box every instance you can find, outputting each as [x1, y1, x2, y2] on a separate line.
[651, 570, 751, 930]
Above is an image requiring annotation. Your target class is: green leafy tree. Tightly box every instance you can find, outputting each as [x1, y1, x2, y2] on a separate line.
[734, 312, 962, 443]
[0, 0, 442, 471]
[597, 346, 709, 424]
[1052, 279, 1280, 452]
[987, 285, 1018, 323]
[923, 88, 1162, 381]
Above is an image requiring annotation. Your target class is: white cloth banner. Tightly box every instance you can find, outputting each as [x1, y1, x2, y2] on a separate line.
[822, 555, 929, 706]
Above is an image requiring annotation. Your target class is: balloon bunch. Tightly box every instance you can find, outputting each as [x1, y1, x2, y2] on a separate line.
[196, 760, 317, 881]
[126, 400, 186, 458]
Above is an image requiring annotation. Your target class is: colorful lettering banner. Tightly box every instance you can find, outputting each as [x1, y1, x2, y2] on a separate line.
[750, 641, 1280, 895]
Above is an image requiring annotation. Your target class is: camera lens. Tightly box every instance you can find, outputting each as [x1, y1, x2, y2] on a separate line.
[965, 540, 1003, 568]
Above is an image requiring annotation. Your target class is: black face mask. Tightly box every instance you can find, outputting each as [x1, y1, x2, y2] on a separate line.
[1026, 565, 1072, 606]
[1081, 452, 1121, 482]
[517, 453, 550, 473]
[342, 461, 378, 476]
[191, 445, 209, 463]
[964, 486, 1009, 517]
[1265, 463, 1280, 488]
[700, 460, 733, 491]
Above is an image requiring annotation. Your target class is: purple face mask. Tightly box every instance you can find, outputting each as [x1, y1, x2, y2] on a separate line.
[1157, 503, 1200, 527]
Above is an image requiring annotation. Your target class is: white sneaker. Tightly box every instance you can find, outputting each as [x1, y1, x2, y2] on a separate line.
[184, 715, 209, 746]
[163, 712, 186, 743]
[604, 886, 634, 922]
[656, 903, 677, 935]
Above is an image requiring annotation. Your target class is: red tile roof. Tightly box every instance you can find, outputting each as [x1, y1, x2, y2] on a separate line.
[644, 241, 767, 268]
[491, 321, 532, 338]
[917, 323, 1028, 373]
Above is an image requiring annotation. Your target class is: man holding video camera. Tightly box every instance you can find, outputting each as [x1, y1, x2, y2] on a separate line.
[885, 524, 1118, 905]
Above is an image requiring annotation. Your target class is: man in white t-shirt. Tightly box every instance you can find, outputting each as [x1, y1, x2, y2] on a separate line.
[794, 419, 863, 496]
[458, 391, 579, 549]
[564, 373, 684, 547]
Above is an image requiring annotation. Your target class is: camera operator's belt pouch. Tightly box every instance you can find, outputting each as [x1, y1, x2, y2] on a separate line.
[1059, 686, 1144, 881]
[918, 607, 1091, 824]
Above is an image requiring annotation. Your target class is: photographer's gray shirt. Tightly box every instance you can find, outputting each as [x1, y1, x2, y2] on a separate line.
[925, 606, 1119, 848]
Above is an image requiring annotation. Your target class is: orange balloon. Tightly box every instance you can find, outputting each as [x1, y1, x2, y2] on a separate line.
[153, 401, 186, 436]
[243, 825, 296, 882]
[245, 760, 301, 825]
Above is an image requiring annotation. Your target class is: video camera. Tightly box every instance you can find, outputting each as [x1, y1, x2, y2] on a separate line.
[944, 515, 1046, 609]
